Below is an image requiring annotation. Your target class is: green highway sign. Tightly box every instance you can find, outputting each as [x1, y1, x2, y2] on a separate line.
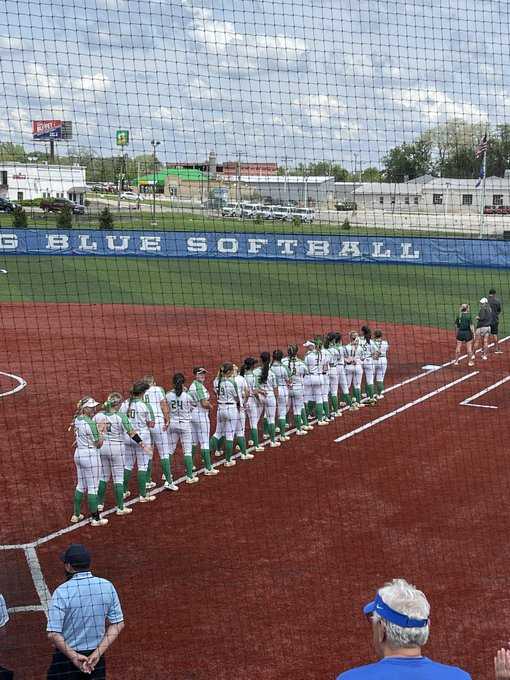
[116, 130, 129, 146]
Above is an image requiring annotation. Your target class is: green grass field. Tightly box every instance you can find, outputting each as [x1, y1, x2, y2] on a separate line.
[1, 256, 508, 329]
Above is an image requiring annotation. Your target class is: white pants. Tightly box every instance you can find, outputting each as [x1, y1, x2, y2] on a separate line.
[344, 363, 363, 389]
[320, 374, 329, 402]
[74, 447, 101, 494]
[375, 357, 388, 383]
[337, 364, 349, 395]
[289, 385, 305, 415]
[123, 434, 151, 472]
[362, 359, 375, 386]
[214, 404, 238, 441]
[307, 374, 323, 403]
[328, 369, 339, 398]
[262, 392, 277, 424]
[150, 421, 171, 459]
[246, 397, 262, 429]
[303, 374, 312, 403]
[236, 407, 247, 438]
[276, 386, 289, 419]
[168, 422, 193, 456]
[99, 441, 124, 485]
[191, 410, 210, 449]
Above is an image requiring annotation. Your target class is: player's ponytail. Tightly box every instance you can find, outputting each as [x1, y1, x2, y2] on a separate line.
[68, 396, 93, 431]
[128, 380, 150, 412]
[105, 392, 123, 412]
[361, 325, 372, 342]
[272, 349, 283, 364]
[260, 352, 270, 384]
[240, 357, 256, 377]
[287, 344, 298, 376]
[172, 373, 185, 397]
[217, 362, 233, 393]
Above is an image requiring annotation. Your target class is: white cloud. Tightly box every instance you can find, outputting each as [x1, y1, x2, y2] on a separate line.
[392, 88, 487, 123]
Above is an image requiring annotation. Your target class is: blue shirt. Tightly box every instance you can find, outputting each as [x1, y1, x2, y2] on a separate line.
[47, 572, 123, 652]
[337, 657, 472, 679]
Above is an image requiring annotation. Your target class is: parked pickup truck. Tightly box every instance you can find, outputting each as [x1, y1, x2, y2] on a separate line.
[40, 197, 85, 215]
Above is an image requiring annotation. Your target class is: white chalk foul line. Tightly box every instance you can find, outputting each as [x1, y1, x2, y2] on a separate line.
[459, 374, 510, 409]
[23, 546, 51, 617]
[0, 371, 27, 398]
[335, 371, 479, 444]
[8, 605, 45, 614]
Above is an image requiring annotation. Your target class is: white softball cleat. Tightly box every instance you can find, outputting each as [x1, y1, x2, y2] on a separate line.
[224, 460, 236, 467]
[296, 430, 307, 436]
[146, 481, 157, 490]
[248, 440, 254, 446]
[70, 514, 84, 524]
[269, 441, 281, 447]
[163, 481, 179, 491]
[116, 507, 133, 516]
[317, 420, 329, 426]
[214, 451, 222, 457]
[254, 445, 265, 452]
[139, 494, 156, 502]
[186, 476, 199, 484]
[97, 505, 104, 512]
[123, 490, 131, 499]
[91, 518, 108, 527]
[204, 468, 219, 476]
[240, 453, 254, 460]
[279, 435, 290, 442]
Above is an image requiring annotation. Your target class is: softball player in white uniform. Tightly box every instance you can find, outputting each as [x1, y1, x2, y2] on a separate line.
[254, 352, 281, 446]
[143, 375, 171, 489]
[210, 363, 241, 465]
[189, 367, 219, 475]
[240, 357, 264, 452]
[334, 333, 354, 410]
[343, 332, 364, 410]
[166, 373, 198, 484]
[70, 396, 107, 527]
[373, 330, 389, 398]
[234, 366, 254, 459]
[360, 326, 377, 405]
[95, 392, 146, 515]
[271, 350, 291, 441]
[302, 341, 314, 421]
[304, 339, 328, 425]
[120, 381, 155, 502]
[282, 345, 309, 435]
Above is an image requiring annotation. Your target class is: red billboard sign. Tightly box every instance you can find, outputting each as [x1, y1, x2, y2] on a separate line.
[32, 120, 63, 141]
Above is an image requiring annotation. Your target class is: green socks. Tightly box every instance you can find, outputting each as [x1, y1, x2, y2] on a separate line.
[301, 407, 308, 425]
[146, 459, 153, 484]
[331, 395, 338, 412]
[225, 440, 233, 462]
[342, 392, 352, 406]
[263, 418, 269, 436]
[237, 437, 247, 456]
[295, 413, 302, 430]
[278, 418, 287, 437]
[161, 457, 172, 483]
[250, 428, 260, 447]
[366, 384, 374, 399]
[307, 400, 314, 416]
[268, 423, 276, 443]
[88, 493, 98, 514]
[137, 470, 147, 497]
[322, 402, 330, 418]
[377, 381, 384, 395]
[202, 448, 212, 471]
[184, 455, 194, 479]
[353, 388, 362, 403]
[73, 489, 83, 517]
[114, 483, 124, 510]
[209, 435, 219, 453]
[123, 468, 132, 493]
[97, 480, 107, 507]
[315, 402, 324, 421]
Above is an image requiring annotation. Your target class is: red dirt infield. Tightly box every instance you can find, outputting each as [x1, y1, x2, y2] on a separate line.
[1, 302, 510, 679]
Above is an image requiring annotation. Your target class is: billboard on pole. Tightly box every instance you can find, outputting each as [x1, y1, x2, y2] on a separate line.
[32, 120, 63, 141]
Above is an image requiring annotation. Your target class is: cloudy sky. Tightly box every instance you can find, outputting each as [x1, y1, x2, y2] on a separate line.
[0, 0, 507, 168]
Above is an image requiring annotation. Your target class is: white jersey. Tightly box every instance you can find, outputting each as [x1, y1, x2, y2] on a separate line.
[343, 342, 363, 365]
[213, 377, 239, 405]
[144, 385, 166, 424]
[372, 339, 389, 359]
[326, 346, 340, 369]
[243, 371, 258, 397]
[188, 379, 210, 412]
[304, 350, 328, 375]
[282, 357, 308, 387]
[94, 410, 132, 444]
[270, 363, 290, 387]
[74, 415, 100, 449]
[120, 398, 153, 436]
[166, 389, 195, 423]
[359, 338, 374, 362]
[253, 367, 277, 395]
[333, 344, 345, 366]
[234, 375, 249, 406]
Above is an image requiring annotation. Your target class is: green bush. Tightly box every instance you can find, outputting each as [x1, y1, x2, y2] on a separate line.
[98, 206, 114, 230]
[291, 216, 302, 227]
[341, 218, 351, 230]
[12, 205, 28, 228]
[20, 198, 42, 207]
[56, 206, 73, 229]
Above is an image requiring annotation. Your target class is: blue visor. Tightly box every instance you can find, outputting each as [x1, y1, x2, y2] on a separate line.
[363, 593, 428, 628]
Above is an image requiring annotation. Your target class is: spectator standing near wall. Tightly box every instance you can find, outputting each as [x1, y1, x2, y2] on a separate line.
[474, 297, 493, 361]
[46, 544, 124, 679]
[336, 578, 471, 679]
[488, 289, 503, 353]
[0, 595, 13, 679]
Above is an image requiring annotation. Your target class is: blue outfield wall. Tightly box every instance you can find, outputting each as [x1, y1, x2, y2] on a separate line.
[0, 228, 508, 268]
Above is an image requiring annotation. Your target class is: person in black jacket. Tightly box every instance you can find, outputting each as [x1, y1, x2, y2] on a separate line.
[474, 297, 493, 361]
[488, 288, 503, 354]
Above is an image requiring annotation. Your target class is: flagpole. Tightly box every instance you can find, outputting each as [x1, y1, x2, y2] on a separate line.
[478, 139, 487, 239]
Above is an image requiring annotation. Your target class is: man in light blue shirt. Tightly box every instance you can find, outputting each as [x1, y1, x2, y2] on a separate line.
[46, 544, 124, 679]
[336, 578, 471, 680]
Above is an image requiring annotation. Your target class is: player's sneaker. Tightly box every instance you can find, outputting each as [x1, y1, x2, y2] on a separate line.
[254, 445, 265, 452]
[304, 424, 314, 431]
[482, 355, 488, 361]
[97, 505, 104, 512]
[240, 452, 254, 460]
[468, 361, 474, 367]
[186, 476, 199, 484]
[146, 481, 157, 490]
[163, 481, 179, 491]
[123, 491, 131, 499]
[248, 440, 254, 446]
[91, 518, 108, 527]
[495, 350, 503, 354]
[269, 441, 281, 447]
[139, 494, 156, 502]
[453, 360, 459, 366]
[349, 405, 358, 412]
[296, 429, 307, 436]
[279, 435, 290, 442]
[317, 420, 329, 426]
[224, 460, 236, 467]
[116, 507, 133, 516]
[204, 468, 219, 476]
[214, 451, 222, 457]
[70, 514, 84, 524]
[275, 427, 280, 433]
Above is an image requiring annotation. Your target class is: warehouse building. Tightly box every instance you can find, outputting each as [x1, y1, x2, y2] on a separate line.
[0, 163, 87, 203]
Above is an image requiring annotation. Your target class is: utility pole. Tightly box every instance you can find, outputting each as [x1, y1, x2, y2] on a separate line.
[151, 139, 160, 227]
[236, 153, 241, 204]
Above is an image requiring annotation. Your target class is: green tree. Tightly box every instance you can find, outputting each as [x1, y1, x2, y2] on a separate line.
[12, 205, 27, 228]
[382, 140, 432, 181]
[56, 206, 73, 229]
[0, 142, 27, 162]
[98, 206, 114, 230]
[358, 167, 383, 182]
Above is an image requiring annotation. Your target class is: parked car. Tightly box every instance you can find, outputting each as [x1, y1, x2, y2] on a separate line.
[271, 206, 294, 221]
[120, 191, 144, 201]
[254, 205, 274, 220]
[240, 202, 261, 218]
[335, 201, 357, 211]
[221, 202, 241, 217]
[40, 197, 85, 215]
[291, 208, 315, 223]
[0, 197, 16, 213]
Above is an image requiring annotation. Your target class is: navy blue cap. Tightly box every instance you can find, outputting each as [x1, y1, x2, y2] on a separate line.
[363, 593, 428, 628]
[61, 544, 91, 567]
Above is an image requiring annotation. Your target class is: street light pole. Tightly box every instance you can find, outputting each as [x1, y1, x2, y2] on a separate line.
[151, 139, 160, 226]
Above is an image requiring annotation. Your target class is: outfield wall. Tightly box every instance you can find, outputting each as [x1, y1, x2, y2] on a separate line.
[0, 228, 507, 268]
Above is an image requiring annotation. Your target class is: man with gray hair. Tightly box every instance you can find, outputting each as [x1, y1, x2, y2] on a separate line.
[336, 578, 471, 679]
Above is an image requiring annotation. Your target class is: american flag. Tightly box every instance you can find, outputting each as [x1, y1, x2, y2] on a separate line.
[475, 134, 488, 158]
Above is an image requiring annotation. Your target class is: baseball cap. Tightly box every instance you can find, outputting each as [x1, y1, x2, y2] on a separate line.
[80, 397, 99, 409]
[193, 367, 207, 375]
[61, 544, 91, 568]
[0, 595, 9, 628]
[363, 593, 428, 628]
[303, 340, 315, 348]
[480, 297, 488, 304]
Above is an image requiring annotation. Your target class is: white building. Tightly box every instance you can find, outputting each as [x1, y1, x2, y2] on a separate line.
[0, 163, 87, 204]
[226, 175, 336, 207]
